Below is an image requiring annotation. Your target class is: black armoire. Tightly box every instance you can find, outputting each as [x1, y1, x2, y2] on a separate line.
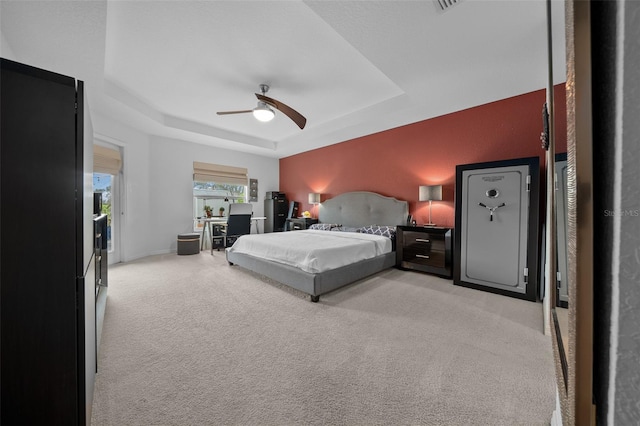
[264, 191, 288, 232]
[1, 59, 97, 424]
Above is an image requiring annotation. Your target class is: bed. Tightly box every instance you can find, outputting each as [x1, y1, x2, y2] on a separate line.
[226, 191, 408, 302]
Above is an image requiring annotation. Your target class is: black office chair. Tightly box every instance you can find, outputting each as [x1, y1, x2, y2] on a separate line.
[228, 203, 252, 215]
[222, 214, 252, 248]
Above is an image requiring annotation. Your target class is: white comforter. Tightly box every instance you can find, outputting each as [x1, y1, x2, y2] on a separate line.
[227, 230, 393, 273]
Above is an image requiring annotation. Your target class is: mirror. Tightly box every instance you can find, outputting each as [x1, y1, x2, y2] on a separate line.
[545, 0, 570, 396]
[555, 153, 568, 311]
[554, 153, 568, 382]
[549, 1, 595, 425]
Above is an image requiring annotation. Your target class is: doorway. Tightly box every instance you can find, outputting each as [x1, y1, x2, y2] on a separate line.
[93, 172, 121, 264]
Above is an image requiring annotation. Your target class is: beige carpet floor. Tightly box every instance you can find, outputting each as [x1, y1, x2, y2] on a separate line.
[91, 251, 556, 425]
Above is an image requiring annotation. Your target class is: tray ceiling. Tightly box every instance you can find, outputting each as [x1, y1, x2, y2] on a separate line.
[0, 0, 566, 158]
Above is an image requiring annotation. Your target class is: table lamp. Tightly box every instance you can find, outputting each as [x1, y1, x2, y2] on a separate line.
[419, 185, 442, 226]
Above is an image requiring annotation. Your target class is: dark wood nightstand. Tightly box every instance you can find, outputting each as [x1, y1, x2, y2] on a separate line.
[285, 217, 318, 231]
[396, 226, 453, 278]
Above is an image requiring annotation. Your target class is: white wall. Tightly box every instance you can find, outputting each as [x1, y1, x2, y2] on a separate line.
[93, 113, 152, 261]
[91, 113, 279, 261]
[610, 2, 640, 423]
[147, 135, 279, 255]
[1, 28, 16, 58]
[2, 6, 281, 260]
[1, 38, 279, 262]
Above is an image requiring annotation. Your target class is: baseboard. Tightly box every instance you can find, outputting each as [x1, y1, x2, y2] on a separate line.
[550, 387, 564, 426]
[122, 249, 172, 263]
[96, 286, 108, 352]
[550, 410, 563, 426]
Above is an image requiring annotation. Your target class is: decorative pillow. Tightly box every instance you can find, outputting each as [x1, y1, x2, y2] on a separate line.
[358, 225, 397, 240]
[330, 226, 360, 233]
[308, 223, 341, 231]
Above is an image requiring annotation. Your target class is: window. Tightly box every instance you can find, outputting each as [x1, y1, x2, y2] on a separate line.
[192, 162, 248, 227]
[93, 144, 122, 258]
[94, 172, 113, 250]
[193, 182, 247, 219]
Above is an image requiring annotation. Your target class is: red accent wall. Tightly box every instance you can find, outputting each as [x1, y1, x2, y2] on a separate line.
[280, 86, 567, 227]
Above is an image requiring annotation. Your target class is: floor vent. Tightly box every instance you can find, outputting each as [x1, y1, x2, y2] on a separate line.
[433, 0, 463, 13]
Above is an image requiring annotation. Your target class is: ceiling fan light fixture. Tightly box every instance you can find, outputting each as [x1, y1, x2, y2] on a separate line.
[253, 103, 275, 122]
[218, 84, 305, 129]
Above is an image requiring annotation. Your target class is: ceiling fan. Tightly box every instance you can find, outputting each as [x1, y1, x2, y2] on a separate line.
[217, 84, 307, 129]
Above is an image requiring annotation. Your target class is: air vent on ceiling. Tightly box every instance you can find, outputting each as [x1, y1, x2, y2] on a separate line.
[433, 0, 463, 13]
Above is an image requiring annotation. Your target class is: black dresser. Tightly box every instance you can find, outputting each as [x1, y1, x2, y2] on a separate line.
[396, 226, 453, 278]
[286, 217, 319, 231]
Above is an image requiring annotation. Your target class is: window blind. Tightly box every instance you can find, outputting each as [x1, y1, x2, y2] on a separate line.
[193, 161, 248, 186]
[94, 145, 122, 175]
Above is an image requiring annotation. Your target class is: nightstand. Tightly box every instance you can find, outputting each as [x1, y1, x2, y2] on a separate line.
[285, 217, 318, 231]
[396, 226, 453, 278]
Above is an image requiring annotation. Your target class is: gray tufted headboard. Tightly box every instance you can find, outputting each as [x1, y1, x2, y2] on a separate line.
[318, 191, 409, 228]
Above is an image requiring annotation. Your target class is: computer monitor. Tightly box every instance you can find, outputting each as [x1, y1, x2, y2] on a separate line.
[288, 201, 299, 219]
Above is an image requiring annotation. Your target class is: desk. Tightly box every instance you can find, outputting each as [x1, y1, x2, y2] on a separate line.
[199, 218, 226, 250]
[197, 217, 266, 250]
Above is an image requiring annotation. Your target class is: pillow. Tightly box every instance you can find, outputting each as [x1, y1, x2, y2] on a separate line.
[331, 226, 360, 233]
[308, 223, 341, 231]
[358, 225, 397, 240]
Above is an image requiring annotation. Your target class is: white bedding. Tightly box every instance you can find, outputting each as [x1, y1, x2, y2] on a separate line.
[226, 230, 393, 273]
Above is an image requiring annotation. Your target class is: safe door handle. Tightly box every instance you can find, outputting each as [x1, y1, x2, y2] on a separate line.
[478, 202, 506, 221]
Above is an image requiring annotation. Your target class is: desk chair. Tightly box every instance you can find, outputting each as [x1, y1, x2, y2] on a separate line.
[212, 203, 254, 253]
[228, 203, 253, 215]
[219, 214, 252, 249]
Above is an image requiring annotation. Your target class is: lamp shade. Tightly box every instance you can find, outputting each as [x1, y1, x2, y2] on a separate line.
[419, 185, 443, 202]
[308, 193, 321, 204]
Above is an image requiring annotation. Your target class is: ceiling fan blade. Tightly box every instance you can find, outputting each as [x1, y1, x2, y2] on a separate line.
[256, 93, 306, 129]
[216, 110, 253, 115]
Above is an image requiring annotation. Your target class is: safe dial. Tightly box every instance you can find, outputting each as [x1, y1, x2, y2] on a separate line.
[486, 188, 500, 198]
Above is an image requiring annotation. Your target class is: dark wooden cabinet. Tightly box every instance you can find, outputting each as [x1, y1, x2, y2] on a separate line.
[396, 226, 453, 278]
[1, 59, 96, 425]
[286, 217, 318, 231]
[264, 193, 288, 232]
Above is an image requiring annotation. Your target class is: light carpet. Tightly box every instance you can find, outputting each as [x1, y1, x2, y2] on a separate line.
[91, 251, 555, 425]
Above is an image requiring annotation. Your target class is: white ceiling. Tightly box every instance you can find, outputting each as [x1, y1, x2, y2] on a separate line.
[0, 0, 566, 159]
